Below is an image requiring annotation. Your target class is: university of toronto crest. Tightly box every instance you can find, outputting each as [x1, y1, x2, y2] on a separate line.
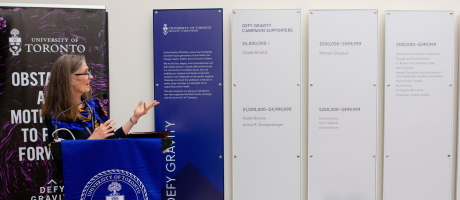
[81, 169, 147, 200]
[9, 28, 21, 56]
[106, 181, 124, 200]
[163, 24, 168, 35]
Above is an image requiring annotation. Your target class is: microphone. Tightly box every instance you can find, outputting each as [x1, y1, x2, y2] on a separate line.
[53, 93, 107, 139]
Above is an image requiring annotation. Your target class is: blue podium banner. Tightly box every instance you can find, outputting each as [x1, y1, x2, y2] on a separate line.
[61, 139, 162, 200]
[153, 9, 223, 200]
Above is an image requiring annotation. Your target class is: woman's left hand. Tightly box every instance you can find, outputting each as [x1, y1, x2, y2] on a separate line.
[133, 100, 160, 120]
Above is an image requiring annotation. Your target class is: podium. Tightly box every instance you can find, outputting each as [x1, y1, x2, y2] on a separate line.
[50, 135, 171, 200]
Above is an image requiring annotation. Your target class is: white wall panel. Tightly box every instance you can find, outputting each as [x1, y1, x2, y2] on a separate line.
[384, 10, 453, 200]
[308, 9, 378, 200]
[232, 9, 301, 200]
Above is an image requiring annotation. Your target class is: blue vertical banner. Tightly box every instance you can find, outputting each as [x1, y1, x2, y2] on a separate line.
[153, 9, 223, 200]
[0, 5, 108, 199]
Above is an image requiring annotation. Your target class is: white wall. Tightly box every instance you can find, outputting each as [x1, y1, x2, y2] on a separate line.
[2, 0, 459, 200]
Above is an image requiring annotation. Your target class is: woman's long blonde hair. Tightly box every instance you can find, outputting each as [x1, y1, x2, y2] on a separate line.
[41, 54, 92, 122]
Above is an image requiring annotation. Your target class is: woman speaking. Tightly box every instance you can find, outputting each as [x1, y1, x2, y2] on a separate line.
[42, 54, 159, 141]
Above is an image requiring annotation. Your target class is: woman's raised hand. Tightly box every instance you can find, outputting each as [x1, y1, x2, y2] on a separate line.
[88, 119, 116, 139]
[133, 100, 160, 120]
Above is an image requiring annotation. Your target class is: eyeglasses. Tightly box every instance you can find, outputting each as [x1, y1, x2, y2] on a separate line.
[74, 70, 91, 79]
